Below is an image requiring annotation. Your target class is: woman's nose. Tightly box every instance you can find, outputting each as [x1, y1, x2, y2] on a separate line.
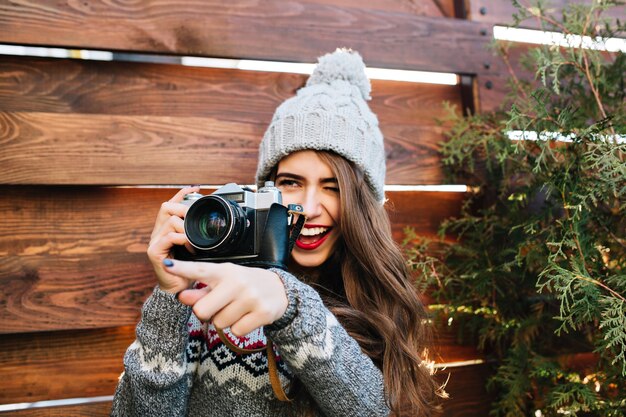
[301, 190, 323, 219]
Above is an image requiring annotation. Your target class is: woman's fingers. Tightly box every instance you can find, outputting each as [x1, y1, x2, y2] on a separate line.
[147, 232, 187, 262]
[162, 259, 225, 284]
[188, 281, 240, 322]
[211, 299, 253, 332]
[150, 186, 199, 239]
[151, 202, 188, 241]
[164, 261, 288, 334]
[148, 232, 194, 294]
[230, 313, 267, 337]
[177, 286, 211, 306]
[178, 283, 251, 328]
[150, 211, 196, 255]
[144, 187, 201, 295]
[179, 286, 266, 336]
[150, 214, 185, 245]
[169, 186, 200, 203]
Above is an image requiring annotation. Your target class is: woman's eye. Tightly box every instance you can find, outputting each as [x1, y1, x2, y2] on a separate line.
[277, 179, 299, 188]
[325, 186, 340, 193]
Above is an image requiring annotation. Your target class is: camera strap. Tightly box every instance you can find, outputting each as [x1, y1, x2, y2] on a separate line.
[288, 209, 307, 254]
[216, 327, 292, 402]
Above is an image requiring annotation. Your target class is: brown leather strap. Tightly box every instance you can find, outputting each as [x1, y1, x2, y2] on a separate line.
[216, 328, 292, 402]
[216, 327, 265, 353]
[265, 338, 292, 402]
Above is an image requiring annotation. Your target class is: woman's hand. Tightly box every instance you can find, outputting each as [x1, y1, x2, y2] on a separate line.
[164, 260, 289, 337]
[147, 186, 200, 294]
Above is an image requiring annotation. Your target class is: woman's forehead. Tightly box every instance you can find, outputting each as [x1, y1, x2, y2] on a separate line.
[277, 150, 335, 177]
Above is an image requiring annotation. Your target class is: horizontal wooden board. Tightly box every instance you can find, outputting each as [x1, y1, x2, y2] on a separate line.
[0, 56, 462, 185]
[0, 111, 451, 185]
[476, 72, 512, 113]
[392, 362, 494, 416]
[0, 114, 449, 186]
[4, 402, 113, 417]
[1, 56, 459, 123]
[0, 56, 302, 121]
[0, 326, 131, 405]
[386, 190, 466, 241]
[307, 0, 457, 17]
[0, 324, 484, 408]
[1, 253, 155, 334]
[0, 186, 466, 333]
[0, 111, 267, 185]
[469, 0, 625, 28]
[0, 1, 492, 74]
[253, 0, 458, 17]
[434, 362, 494, 417]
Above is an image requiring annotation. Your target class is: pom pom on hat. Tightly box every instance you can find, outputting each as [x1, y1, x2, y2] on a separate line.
[305, 48, 371, 100]
[256, 48, 386, 203]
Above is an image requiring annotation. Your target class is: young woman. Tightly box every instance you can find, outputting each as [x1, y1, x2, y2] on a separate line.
[112, 49, 439, 416]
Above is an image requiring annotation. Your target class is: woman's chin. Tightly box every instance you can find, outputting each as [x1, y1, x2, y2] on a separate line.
[289, 232, 340, 269]
[290, 250, 330, 269]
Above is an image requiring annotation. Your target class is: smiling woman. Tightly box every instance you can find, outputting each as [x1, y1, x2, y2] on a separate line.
[274, 150, 342, 267]
[112, 48, 442, 417]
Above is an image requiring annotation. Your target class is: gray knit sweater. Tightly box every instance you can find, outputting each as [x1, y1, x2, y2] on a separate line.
[111, 268, 390, 417]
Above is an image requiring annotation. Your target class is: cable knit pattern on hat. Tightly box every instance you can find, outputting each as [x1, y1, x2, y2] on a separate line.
[256, 48, 386, 203]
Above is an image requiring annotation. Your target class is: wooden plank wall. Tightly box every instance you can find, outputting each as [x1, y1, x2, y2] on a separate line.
[0, 0, 541, 414]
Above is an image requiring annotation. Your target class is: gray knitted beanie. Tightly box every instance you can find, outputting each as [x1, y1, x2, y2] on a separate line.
[256, 48, 386, 202]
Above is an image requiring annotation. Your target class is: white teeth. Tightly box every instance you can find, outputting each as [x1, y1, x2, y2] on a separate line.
[300, 227, 328, 236]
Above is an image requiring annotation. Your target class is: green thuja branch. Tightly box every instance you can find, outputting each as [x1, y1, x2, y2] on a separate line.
[406, 1, 625, 415]
[599, 296, 626, 375]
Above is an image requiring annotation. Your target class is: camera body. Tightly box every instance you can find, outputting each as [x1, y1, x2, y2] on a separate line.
[175, 182, 294, 270]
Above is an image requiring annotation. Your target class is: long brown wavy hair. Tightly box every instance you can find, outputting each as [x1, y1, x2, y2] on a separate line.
[282, 151, 442, 415]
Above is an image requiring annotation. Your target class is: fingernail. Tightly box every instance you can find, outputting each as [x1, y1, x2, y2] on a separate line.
[163, 259, 174, 267]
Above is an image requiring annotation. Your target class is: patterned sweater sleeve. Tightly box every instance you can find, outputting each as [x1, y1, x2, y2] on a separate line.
[265, 269, 391, 417]
[111, 286, 194, 417]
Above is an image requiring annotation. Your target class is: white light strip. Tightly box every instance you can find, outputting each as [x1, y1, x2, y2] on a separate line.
[507, 130, 626, 144]
[0, 395, 114, 412]
[0, 44, 113, 60]
[493, 26, 626, 53]
[384, 185, 469, 192]
[79, 49, 114, 61]
[366, 67, 458, 85]
[183, 56, 458, 85]
[433, 359, 486, 369]
[181, 56, 316, 74]
[0, 44, 458, 85]
[236, 59, 316, 75]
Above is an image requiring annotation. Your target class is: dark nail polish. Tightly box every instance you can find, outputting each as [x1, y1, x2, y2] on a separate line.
[163, 259, 174, 267]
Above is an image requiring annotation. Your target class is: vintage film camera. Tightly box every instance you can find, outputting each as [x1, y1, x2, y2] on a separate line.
[174, 182, 303, 270]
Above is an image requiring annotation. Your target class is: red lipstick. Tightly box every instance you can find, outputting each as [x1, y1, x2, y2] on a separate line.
[295, 225, 332, 251]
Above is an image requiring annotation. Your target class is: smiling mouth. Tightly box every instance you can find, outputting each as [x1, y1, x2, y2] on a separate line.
[295, 226, 333, 250]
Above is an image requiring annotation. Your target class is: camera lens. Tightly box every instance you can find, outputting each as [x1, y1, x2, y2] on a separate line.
[198, 210, 228, 242]
[184, 195, 246, 251]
